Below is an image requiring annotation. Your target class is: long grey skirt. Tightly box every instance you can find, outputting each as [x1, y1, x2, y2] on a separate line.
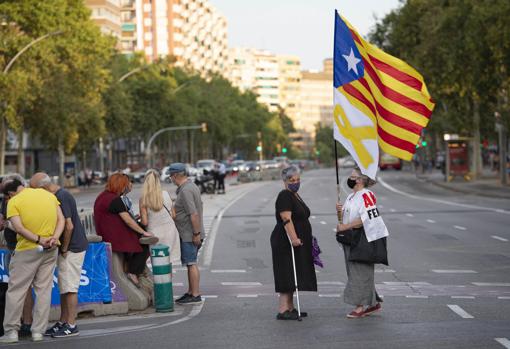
[343, 244, 378, 306]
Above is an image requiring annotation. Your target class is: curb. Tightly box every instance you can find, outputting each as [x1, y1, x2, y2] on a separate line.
[419, 176, 510, 199]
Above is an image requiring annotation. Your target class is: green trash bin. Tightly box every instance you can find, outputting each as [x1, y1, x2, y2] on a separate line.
[150, 244, 174, 312]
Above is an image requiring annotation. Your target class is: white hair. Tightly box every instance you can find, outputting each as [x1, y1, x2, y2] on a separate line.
[281, 165, 300, 181]
[33, 174, 52, 188]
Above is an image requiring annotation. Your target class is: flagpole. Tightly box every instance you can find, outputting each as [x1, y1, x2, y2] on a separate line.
[334, 139, 343, 224]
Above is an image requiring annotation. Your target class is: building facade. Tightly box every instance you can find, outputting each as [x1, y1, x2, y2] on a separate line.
[85, 0, 122, 38]
[117, 0, 227, 74]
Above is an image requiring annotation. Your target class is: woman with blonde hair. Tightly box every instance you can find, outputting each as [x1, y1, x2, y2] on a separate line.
[140, 169, 181, 264]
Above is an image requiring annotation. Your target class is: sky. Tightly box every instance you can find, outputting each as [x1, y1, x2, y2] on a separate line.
[210, 0, 402, 70]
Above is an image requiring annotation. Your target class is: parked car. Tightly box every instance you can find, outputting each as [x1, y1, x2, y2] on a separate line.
[380, 153, 402, 170]
[338, 156, 356, 168]
[196, 159, 216, 175]
[129, 169, 147, 183]
[241, 161, 261, 172]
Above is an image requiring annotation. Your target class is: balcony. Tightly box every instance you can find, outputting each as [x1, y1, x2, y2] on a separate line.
[121, 23, 136, 32]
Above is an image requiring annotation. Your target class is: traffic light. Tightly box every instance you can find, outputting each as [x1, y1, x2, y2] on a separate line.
[201, 123, 207, 132]
[282, 147, 287, 153]
[256, 145, 262, 152]
[421, 140, 427, 147]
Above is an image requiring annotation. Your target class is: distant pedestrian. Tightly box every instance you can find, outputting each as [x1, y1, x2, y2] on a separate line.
[139, 170, 181, 264]
[0, 179, 64, 343]
[217, 161, 226, 194]
[271, 165, 317, 320]
[30, 173, 89, 338]
[94, 173, 157, 287]
[212, 162, 219, 193]
[336, 167, 384, 319]
[168, 163, 204, 305]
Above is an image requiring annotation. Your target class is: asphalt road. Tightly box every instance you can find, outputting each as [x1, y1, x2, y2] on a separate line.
[22, 168, 510, 349]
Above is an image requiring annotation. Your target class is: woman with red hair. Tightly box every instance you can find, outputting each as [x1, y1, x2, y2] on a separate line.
[94, 173, 157, 286]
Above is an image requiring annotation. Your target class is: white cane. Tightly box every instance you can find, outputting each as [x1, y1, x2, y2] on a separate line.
[286, 233, 303, 321]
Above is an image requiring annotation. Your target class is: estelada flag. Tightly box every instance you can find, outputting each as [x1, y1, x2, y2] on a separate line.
[333, 11, 435, 179]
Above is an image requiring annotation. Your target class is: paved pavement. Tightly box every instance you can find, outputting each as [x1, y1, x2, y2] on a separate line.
[14, 169, 510, 348]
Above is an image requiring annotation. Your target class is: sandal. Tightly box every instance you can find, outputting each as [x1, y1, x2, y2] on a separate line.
[126, 273, 141, 288]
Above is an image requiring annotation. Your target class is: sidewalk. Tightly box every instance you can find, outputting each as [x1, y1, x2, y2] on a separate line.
[415, 168, 510, 199]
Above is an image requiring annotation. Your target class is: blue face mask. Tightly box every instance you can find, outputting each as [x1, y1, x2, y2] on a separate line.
[287, 182, 300, 193]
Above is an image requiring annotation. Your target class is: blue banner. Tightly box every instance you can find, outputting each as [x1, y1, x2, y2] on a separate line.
[0, 242, 112, 305]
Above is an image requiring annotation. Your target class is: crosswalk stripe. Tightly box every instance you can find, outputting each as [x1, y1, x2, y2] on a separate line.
[447, 304, 474, 319]
[495, 338, 510, 348]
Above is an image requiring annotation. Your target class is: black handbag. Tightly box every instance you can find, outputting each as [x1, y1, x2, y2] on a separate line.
[335, 227, 362, 245]
[348, 228, 389, 265]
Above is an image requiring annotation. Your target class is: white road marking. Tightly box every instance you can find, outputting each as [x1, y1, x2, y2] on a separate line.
[473, 283, 510, 287]
[320, 221, 327, 225]
[378, 177, 510, 215]
[427, 219, 436, 223]
[495, 338, 510, 349]
[406, 213, 414, 217]
[451, 296, 475, 299]
[173, 282, 184, 286]
[318, 294, 341, 298]
[202, 295, 218, 299]
[332, 228, 337, 232]
[447, 304, 474, 319]
[202, 186, 258, 266]
[432, 270, 477, 274]
[236, 294, 258, 298]
[405, 295, 428, 299]
[454, 225, 467, 231]
[375, 269, 396, 273]
[390, 208, 396, 212]
[317, 281, 344, 285]
[498, 296, 510, 300]
[383, 282, 431, 286]
[211, 269, 247, 273]
[492, 235, 509, 242]
[311, 215, 316, 219]
[221, 282, 262, 286]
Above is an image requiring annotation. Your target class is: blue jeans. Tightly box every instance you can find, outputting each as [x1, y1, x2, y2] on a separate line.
[180, 242, 198, 266]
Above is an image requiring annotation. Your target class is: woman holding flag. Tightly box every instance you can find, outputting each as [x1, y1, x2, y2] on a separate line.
[336, 167, 385, 318]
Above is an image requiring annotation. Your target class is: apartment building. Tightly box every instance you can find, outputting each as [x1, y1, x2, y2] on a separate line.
[117, 0, 227, 74]
[85, 0, 122, 38]
[300, 59, 334, 134]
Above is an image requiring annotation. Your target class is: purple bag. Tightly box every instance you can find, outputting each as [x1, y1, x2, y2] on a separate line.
[312, 235, 324, 268]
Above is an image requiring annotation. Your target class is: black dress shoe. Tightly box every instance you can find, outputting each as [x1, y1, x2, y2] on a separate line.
[276, 310, 299, 320]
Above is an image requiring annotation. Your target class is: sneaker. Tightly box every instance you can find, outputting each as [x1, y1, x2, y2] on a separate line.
[364, 303, 382, 316]
[346, 309, 366, 319]
[32, 333, 43, 342]
[175, 293, 191, 303]
[52, 323, 79, 338]
[44, 322, 63, 336]
[176, 295, 202, 305]
[0, 330, 19, 343]
[19, 323, 32, 338]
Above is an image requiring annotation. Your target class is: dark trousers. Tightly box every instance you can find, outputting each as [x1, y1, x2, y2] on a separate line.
[125, 245, 150, 275]
[218, 174, 225, 192]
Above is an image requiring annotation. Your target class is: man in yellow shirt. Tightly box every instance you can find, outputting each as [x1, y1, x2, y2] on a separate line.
[0, 179, 64, 343]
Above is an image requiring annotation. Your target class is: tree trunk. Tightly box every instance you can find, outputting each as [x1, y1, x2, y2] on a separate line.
[472, 98, 483, 179]
[58, 139, 65, 187]
[16, 129, 25, 177]
[0, 118, 6, 174]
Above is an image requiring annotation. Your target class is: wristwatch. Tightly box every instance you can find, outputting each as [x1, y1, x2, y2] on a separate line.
[193, 232, 201, 236]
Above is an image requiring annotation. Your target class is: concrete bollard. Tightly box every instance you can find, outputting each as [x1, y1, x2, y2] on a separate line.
[150, 244, 173, 312]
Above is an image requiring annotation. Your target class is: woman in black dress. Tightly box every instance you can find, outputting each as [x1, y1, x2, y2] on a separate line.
[271, 165, 317, 320]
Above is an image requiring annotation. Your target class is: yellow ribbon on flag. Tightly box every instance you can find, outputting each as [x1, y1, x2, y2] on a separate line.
[334, 103, 377, 168]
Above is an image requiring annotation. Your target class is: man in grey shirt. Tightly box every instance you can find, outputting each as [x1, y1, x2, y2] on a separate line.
[168, 163, 204, 305]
